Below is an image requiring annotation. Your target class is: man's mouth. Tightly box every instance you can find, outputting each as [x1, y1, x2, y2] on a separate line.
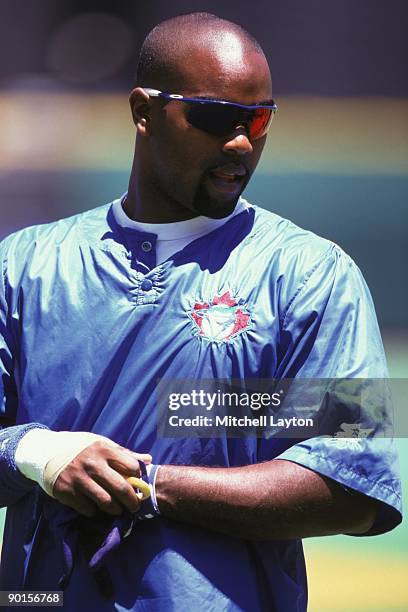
[211, 172, 240, 182]
[208, 164, 247, 191]
[210, 164, 246, 179]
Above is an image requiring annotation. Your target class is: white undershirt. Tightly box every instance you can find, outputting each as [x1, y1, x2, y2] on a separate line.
[112, 196, 251, 264]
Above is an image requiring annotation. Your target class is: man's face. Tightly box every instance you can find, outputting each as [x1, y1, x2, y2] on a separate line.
[141, 39, 273, 219]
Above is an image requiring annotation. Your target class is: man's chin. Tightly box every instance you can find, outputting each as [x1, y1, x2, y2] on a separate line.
[192, 196, 240, 219]
[190, 183, 243, 219]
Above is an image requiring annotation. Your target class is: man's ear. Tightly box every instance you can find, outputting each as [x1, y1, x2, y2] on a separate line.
[129, 87, 151, 134]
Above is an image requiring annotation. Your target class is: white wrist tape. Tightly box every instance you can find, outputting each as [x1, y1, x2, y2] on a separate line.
[15, 428, 116, 497]
[146, 463, 161, 514]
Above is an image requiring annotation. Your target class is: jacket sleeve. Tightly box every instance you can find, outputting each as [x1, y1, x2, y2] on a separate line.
[0, 237, 47, 507]
[275, 244, 402, 535]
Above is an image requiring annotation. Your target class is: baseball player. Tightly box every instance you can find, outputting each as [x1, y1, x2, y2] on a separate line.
[0, 13, 402, 611]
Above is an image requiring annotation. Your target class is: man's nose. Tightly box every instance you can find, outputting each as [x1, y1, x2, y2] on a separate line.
[222, 129, 253, 156]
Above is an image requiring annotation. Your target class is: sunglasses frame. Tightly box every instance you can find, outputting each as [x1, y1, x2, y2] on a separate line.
[142, 87, 278, 139]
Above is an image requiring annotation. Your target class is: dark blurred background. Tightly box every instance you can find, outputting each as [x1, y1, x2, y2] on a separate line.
[0, 2, 407, 609]
[1, 0, 407, 94]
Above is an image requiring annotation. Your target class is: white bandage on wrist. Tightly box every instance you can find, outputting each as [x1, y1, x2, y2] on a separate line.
[14, 428, 116, 497]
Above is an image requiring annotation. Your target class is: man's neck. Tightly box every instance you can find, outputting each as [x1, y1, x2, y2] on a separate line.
[126, 163, 199, 223]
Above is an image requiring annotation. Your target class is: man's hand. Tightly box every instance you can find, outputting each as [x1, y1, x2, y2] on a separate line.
[52, 440, 152, 518]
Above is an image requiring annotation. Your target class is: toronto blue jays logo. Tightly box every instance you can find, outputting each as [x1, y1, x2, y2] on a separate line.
[189, 290, 250, 341]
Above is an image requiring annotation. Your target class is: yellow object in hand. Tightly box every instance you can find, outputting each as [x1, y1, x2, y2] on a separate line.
[127, 476, 151, 500]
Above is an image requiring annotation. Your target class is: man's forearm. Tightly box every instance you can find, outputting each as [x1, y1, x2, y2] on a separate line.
[155, 459, 377, 540]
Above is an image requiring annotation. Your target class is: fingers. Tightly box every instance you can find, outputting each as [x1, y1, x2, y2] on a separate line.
[93, 466, 142, 514]
[81, 478, 131, 516]
[53, 479, 98, 518]
[107, 448, 152, 476]
[54, 476, 135, 517]
[136, 453, 153, 464]
[52, 440, 151, 516]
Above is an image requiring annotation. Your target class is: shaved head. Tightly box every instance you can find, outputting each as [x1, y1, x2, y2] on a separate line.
[127, 12, 273, 223]
[136, 12, 267, 91]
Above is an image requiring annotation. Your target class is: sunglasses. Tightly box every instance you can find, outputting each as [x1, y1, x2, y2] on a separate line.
[143, 87, 278, 140]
